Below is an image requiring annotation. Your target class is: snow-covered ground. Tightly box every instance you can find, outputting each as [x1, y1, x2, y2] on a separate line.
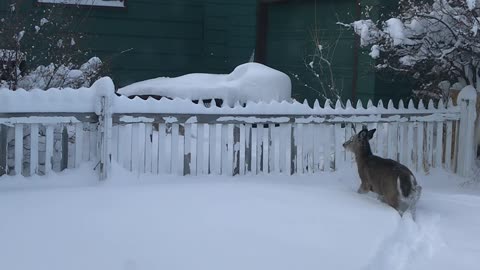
[0, 164, 479, 270]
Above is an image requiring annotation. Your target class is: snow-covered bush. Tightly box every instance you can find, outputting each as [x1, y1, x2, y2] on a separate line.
[0, 0, 106, 90]
[346, 0, 480, 100]
[16, 56, 103, 90]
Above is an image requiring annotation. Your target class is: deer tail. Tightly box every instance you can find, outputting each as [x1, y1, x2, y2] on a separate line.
[397, 174, 414, 198]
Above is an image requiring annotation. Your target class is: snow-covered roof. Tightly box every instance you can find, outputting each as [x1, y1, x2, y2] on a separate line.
[117, 62, 292, 106]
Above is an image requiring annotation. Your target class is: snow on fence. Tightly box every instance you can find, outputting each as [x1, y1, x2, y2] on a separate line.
[0, 78, 477, 179]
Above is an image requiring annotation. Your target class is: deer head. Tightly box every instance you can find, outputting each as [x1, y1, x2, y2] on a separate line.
[343, 127, 376, 154]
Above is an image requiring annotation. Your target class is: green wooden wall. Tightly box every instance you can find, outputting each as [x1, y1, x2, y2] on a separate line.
[265, 0, 358, 103]
[1, 0, 257, 88]
[79, 0, 257, 87]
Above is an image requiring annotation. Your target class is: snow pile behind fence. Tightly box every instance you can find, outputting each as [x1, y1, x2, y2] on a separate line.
[0, 77, 477, 180]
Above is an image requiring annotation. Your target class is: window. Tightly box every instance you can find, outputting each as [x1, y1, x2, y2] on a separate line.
[37, 0, 126, 8]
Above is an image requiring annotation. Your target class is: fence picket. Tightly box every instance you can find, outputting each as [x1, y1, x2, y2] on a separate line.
[221, 124, 228, 176]
[89, 123, 97, 161]
[453, 121, 460, 172]
[111, 125, 118, 164]
[435, 122, 443, 168]
[14, 124, 23, 175]
[158, 123, 170, 174]
[45, 125, 54, 175]
[416, 122, 424, 172]
[119, 125, 132, 171]
[387, 122, 398, 160]
[256, 124, 264, 173]
[190, 123, 198, 176]
[262, 124, 269, 174]
[426, 121, 434, 170]
[184, 123, 191, 175]
[251, 125, 257, 174]
[334, 123, 343, 170]
[144, 124, 153, 174]
[151, 125, 159, 174]
[82, 123, 90, 162]
[305, 124, 314, 173]
[171, 123, 182, 175]
[376, 123, 385, 157]
[295, 124, 304, 174]
[213, 124, 222, 175]
[30, 124, 39, 176]
[131, 123, 141, 174]
[200, 124, 210, 174]
[226, 124, 234, 176]
[283, 124, 292, 175]
[398, 122, 407, 165]
[344, 124, 353, 167]
[313, 124, 321, 173]
[74, 123, 83, 168]
[445, 121, 453, 170]
[323, 125, 334, 171]
[239, 124, 246, 175]
[273, 124, 281, 174]
[407, 122, 415, 170]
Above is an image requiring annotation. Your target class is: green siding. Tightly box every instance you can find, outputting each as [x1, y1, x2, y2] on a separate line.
[9, 0, 256, 88]
[81, 0, 257, 87]
[265, 0, 358, 104]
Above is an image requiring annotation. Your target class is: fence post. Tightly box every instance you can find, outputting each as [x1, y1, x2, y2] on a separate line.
[457, 86, 477, 177]
[0, 125, 7, 176]
[94, 77, 115, 180]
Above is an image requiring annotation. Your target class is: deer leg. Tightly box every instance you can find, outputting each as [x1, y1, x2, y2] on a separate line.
[357, 181, 370, 194]
[384, 195, 400, 214]
[403, 185, 422, 220]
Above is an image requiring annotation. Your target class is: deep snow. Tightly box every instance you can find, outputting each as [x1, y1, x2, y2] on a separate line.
[0, 164, 479, 270]
[117, 63, 292, 106]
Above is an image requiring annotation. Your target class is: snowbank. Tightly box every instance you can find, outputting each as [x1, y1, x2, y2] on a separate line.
[0, 77, 114, 113]
[117, 63, 292, 106]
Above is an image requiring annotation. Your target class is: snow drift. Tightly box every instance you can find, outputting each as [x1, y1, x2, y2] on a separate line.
[0, 165, 479, 270]
[117, 63, 292, 106]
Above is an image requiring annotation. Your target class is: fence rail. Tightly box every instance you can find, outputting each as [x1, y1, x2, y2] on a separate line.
[0, 78, 477, 179]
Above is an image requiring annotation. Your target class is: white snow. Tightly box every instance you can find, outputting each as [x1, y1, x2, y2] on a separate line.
[467, 0, 476, 10]
[117, 62, 292, 106]
[385, 18, 407, 46]
[0, 76, 461, 117]
[40, 18, 49, 26]
[0, 76, 114, 113]
[0, 164, 479, 270]
[0, 49, 25, 61]
[370, 45, 380, 59]
[353, 20, 378, 46]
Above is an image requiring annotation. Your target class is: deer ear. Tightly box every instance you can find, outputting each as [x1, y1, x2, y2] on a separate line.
[367, 129, 376, 139]
[359, 129, 368, 139]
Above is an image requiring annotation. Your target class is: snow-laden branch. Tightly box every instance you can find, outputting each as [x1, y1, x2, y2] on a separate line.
[344, 0, 480, 100]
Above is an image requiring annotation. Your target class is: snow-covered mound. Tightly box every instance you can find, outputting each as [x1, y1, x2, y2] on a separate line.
[117, 63, 292, 106]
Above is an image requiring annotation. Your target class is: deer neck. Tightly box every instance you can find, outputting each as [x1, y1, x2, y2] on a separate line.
[354, 143, 373, 165]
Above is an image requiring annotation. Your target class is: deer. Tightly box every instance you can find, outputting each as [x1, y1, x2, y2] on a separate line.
[343, 125, 422, 219]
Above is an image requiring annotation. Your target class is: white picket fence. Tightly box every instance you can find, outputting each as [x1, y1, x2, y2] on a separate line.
[0, 78, 477, 179]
